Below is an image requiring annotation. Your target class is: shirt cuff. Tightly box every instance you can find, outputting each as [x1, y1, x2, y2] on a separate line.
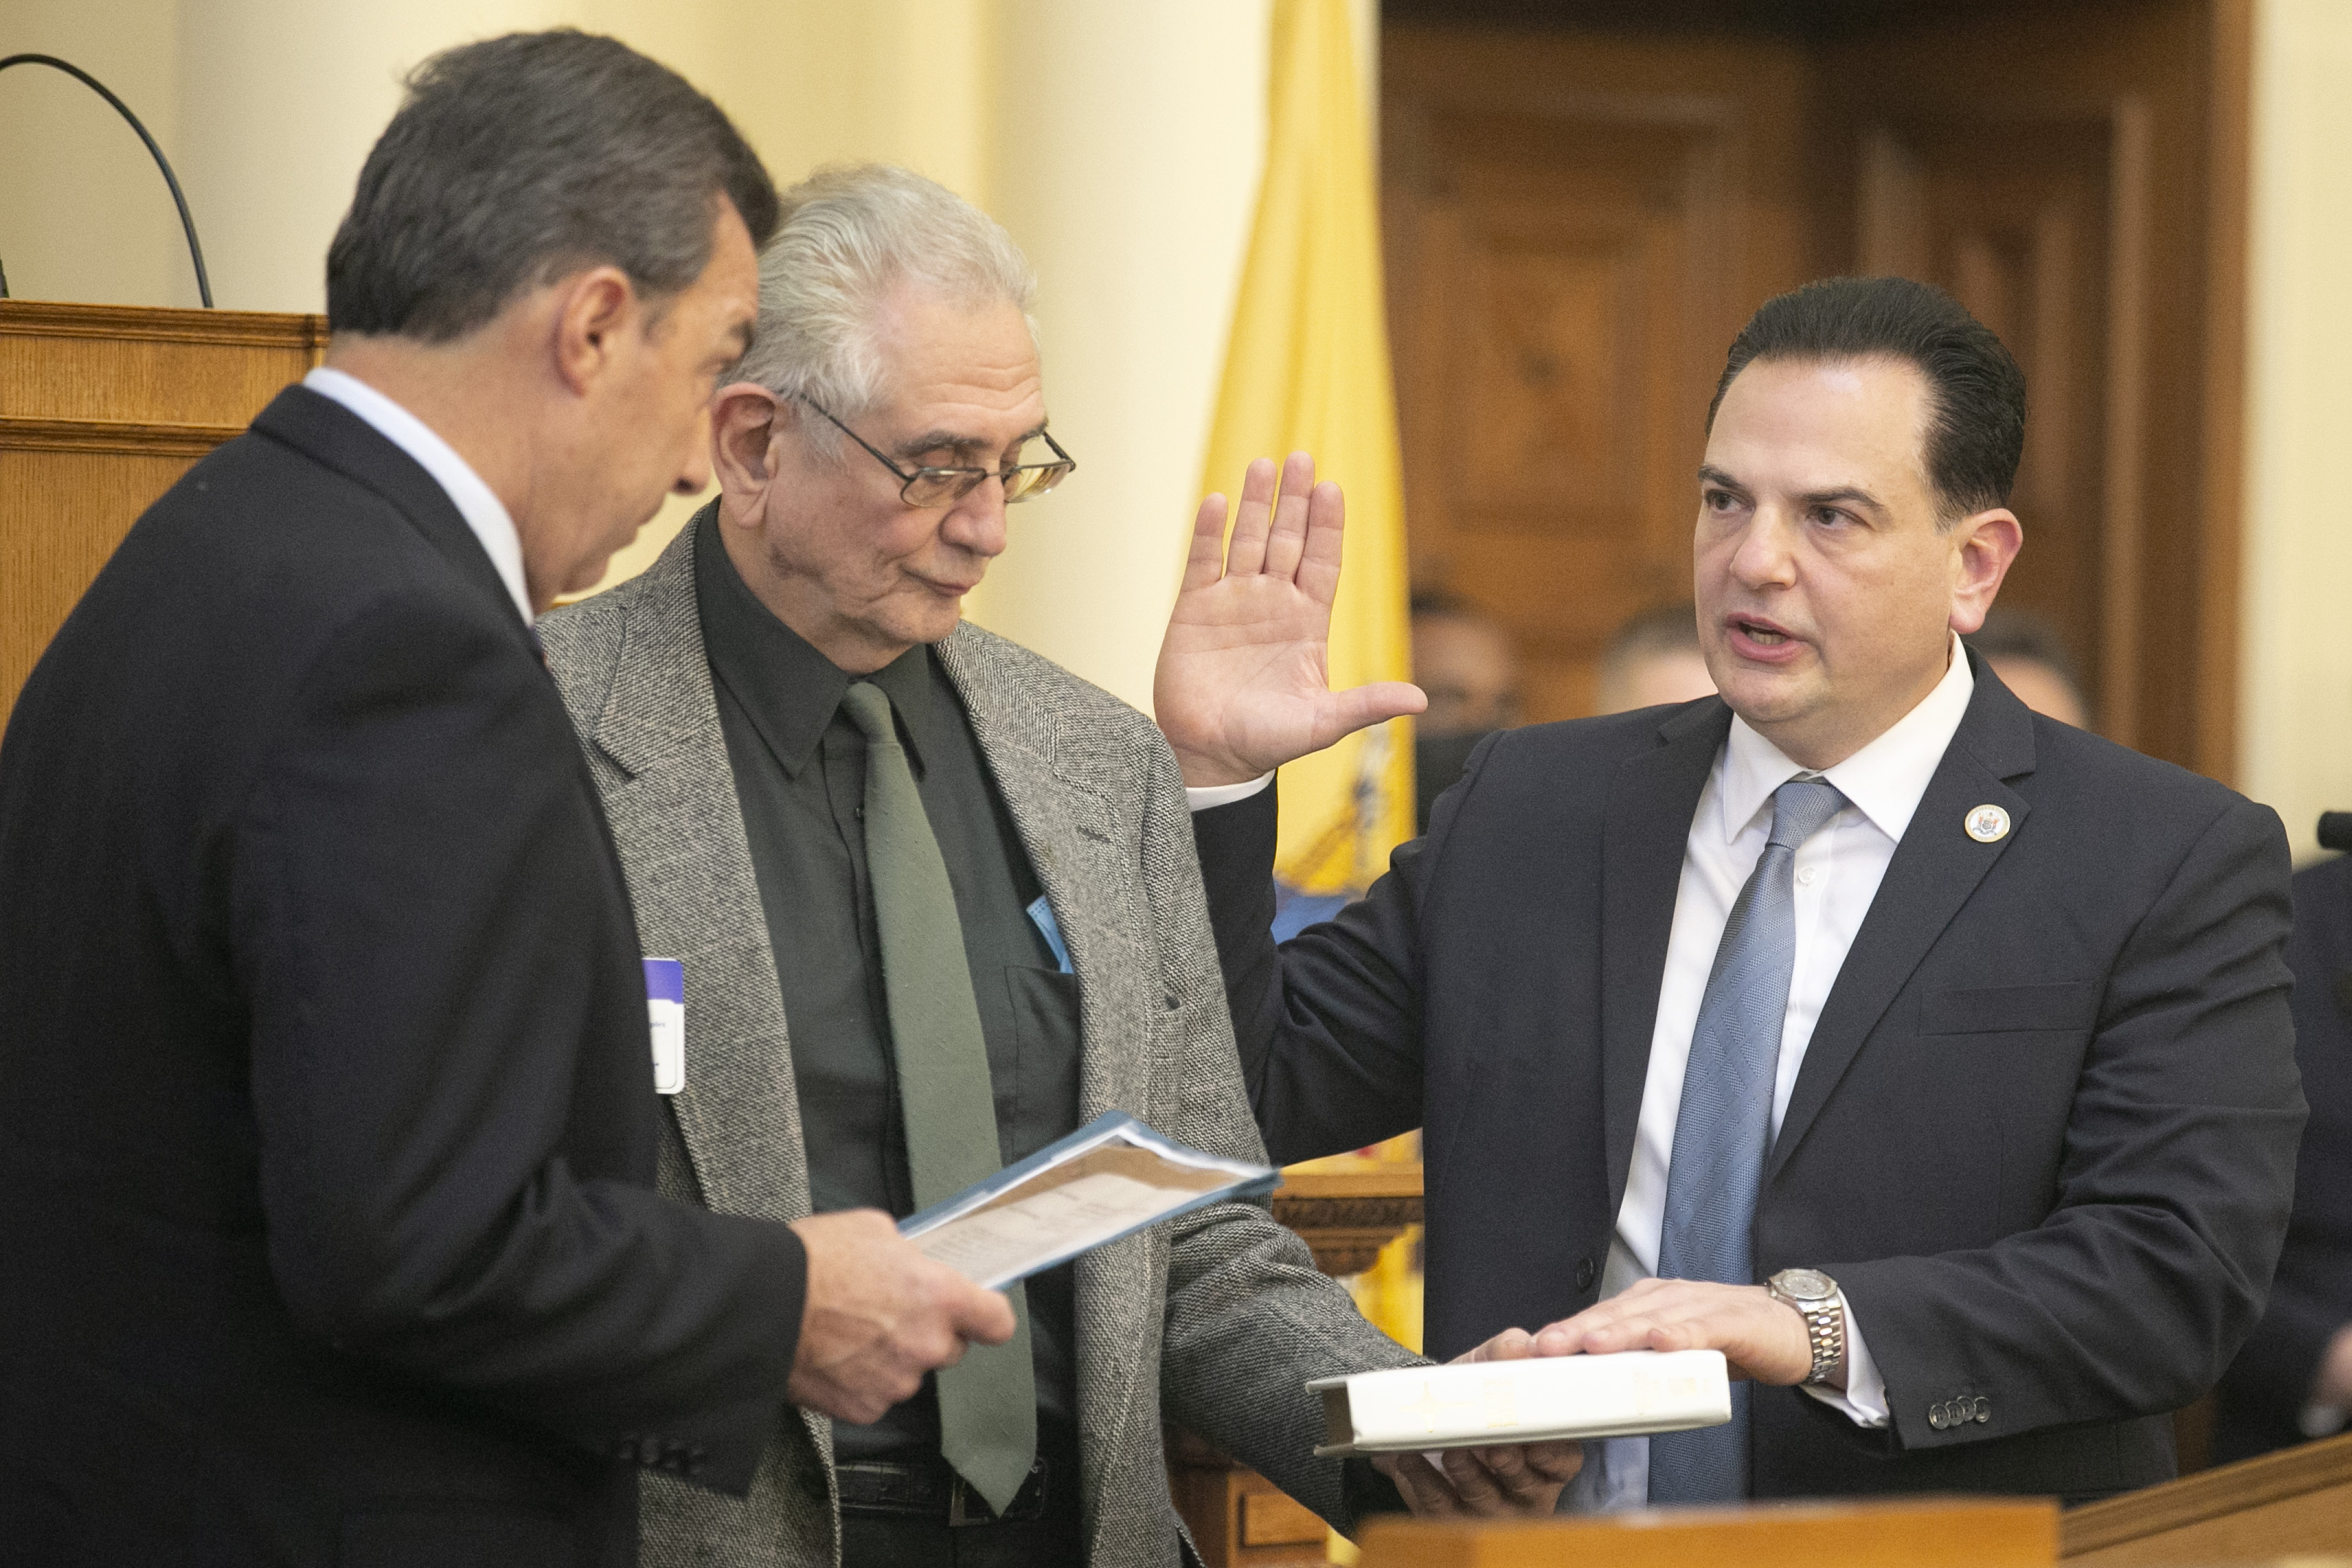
[1185, 772, 1275, 812]
[1798, 1289, 1889, 1428]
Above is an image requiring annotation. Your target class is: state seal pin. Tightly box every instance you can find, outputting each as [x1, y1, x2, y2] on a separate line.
[1965, 803, 2011, 844]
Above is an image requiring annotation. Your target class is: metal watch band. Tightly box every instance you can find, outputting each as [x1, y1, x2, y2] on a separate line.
[1769, 1271, 1847, 1386]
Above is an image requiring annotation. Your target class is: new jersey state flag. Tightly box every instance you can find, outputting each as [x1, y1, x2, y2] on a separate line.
[1198, 0, 1414, 896]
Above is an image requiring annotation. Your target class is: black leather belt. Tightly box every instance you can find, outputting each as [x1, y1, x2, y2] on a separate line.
[835, 1453, 1056, 1526]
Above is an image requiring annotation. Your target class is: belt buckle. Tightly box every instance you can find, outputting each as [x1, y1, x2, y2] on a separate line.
[947, 1458, 1047, 1526]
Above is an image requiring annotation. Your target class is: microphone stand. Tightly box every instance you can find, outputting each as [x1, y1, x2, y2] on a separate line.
[0, 53, 213, 308]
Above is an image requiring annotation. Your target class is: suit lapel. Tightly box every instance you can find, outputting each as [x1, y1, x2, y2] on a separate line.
[935, 626, 1154, 1546]
[934, 626, 1146, 1125]
[1767, 668, 2038, 1181]
[586, 522, 816, 1235]
[1602, 700, 1732, 1216]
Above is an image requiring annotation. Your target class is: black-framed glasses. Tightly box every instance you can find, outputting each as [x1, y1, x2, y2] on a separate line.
[798, 395, 1075, 507]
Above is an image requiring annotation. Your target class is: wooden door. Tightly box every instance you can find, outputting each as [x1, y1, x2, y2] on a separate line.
[1383, 0, 2248, 776]
[1822, 0, 2243, 767]
[1381, 27, 1812, 723]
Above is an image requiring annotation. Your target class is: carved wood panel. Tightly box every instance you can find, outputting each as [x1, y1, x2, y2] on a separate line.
[1383, 29, 1810, 724]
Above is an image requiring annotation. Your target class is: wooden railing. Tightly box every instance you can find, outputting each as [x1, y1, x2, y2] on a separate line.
[2060, 1427, 2352, 1564]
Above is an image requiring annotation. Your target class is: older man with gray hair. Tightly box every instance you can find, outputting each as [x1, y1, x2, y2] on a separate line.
[542, 164, 1573, 1567]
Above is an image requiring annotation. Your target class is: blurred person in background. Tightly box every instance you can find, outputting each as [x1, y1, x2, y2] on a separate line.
[1410, 591, 1521, 832]
[1596, 603, 1718, 716]
[1962, 605, 2090, 730]
[2215, 844, 2352, 1461]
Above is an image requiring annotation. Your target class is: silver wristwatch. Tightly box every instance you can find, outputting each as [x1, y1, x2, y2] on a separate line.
[1768, 1268, 1846, 1387]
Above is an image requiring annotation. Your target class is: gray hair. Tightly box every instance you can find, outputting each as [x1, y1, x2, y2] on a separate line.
[732, 164, 1037, 458]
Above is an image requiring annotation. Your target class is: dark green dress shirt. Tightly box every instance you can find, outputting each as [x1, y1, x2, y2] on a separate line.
[694, 509, 1084, 1463]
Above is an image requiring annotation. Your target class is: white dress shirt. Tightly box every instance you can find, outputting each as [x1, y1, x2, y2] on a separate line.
[1568, 637, 1973, 1510]
[300, 366, 534, 626]
[1184, 639, 1977, 1510]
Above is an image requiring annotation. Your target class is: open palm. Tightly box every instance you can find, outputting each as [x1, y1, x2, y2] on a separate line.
[1154, 452, 1426, 788]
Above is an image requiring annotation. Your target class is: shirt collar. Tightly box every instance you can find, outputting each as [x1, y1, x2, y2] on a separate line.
[1717, 632, 1975, 844]
[301, 366, 533, 625]
[693, 505, 938, 777]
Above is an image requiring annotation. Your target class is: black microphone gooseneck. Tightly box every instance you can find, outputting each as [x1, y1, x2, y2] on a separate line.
[0, 53, 213, 308]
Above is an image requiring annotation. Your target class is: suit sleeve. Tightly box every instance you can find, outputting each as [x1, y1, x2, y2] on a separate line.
[1192, 734, 1508, 1164]
[1837, 796, 2306, 1451]
[1146, 731, 1424, 1534]
[232, 589, 801, 1493]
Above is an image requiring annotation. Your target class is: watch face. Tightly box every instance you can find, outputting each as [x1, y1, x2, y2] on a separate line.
[1775, 1268, 1835, 1302]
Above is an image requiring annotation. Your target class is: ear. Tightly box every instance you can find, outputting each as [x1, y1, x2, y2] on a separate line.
[712, 382, 784, 501]
[549, 264, 638, 398]
[1947, 507, 2023, 635]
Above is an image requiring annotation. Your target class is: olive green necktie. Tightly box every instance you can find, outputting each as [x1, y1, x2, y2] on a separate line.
[839, 681, 1035, 1517]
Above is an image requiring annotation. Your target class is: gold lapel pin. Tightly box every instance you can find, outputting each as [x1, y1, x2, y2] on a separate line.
[1965, 804, 2011, 844]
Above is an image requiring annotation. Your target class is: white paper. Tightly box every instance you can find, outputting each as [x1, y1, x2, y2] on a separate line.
[1309, 1349, 1732, 1456]
[902, 1125, 1261, 1290]
[912, 1171, 1190, 1287]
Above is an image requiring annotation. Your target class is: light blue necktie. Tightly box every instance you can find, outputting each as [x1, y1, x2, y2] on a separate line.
[1646, 777, 1848, 1504]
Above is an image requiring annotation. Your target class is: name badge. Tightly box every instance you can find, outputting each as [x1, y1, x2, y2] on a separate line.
[643, 958, 684, 1095]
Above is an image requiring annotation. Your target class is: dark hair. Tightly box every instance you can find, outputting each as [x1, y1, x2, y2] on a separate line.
[1410, 588, 1481, 621]
[1706, 277, 2026, 520]
[326, 31, 779, 341]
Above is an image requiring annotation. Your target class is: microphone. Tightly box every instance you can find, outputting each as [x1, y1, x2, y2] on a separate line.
[2318, 814, 2352, 855]
[0, 53, 212, 308]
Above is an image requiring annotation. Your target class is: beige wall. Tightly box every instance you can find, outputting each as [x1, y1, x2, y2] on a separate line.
[2240, 0, 2352, 860]
[1, 0, 1335, 713]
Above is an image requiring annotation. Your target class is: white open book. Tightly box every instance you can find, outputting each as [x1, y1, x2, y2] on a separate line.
[898, 1112, 1277, 1290]
[1309, 1349, 1733, 1456]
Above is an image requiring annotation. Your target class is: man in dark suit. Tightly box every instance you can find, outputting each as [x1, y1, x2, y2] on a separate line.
[0, 32, 1007, 1567]
[2216, 849, 2352, 1460]
[1154, 277, 2306, 1507]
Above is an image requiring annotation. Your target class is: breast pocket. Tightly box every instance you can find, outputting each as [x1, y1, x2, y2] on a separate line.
[1004, 965, 1083, 1162]
[1920, 980, 2098, 1036]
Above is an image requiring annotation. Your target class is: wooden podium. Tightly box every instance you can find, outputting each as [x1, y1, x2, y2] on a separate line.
[0, 300, 325, 727]
[1359, 1496, 2059, 1567]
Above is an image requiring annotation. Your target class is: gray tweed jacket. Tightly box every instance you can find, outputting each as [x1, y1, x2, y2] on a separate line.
[540, 521, 1419, 1568]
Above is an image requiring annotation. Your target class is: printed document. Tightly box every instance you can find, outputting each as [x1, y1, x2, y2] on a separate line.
[899, 1113, 1277, 1289]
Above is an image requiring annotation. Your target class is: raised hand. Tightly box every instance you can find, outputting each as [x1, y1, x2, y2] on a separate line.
[1154, 452, 1426, 788]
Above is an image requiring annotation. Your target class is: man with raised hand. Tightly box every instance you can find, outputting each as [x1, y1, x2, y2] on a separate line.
[1161, 276, 2304, 1504]
[0, 36, 1005, 1566]
[542, 163, 1580, 1567]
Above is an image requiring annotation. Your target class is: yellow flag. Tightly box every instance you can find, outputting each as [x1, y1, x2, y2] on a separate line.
[1198, 0, 1413, 895]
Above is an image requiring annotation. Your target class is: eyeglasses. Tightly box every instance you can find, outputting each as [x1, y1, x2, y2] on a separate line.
[798, 395, 1076, 507]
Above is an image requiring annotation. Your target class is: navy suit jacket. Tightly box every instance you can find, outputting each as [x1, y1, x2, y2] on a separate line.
[1195, 659, 2304, 1501]
[0, 388, 805, 1567]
